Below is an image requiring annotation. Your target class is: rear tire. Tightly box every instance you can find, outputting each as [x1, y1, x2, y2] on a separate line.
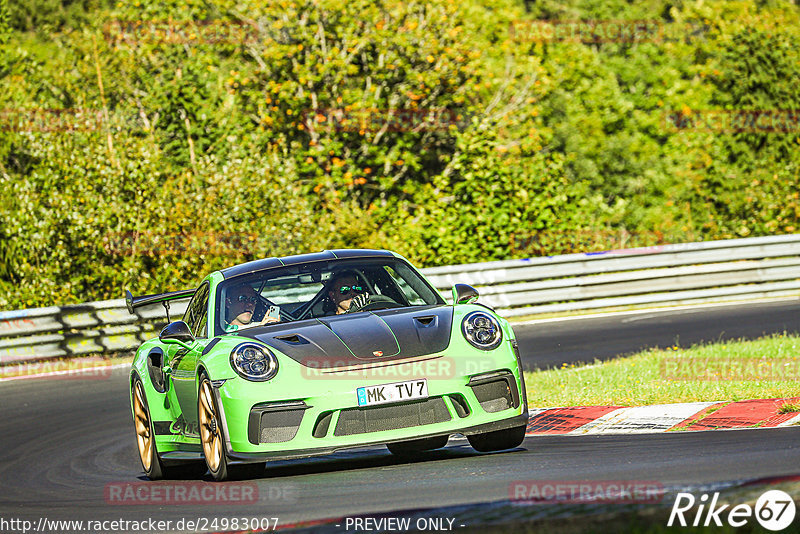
[467, 424, 526, 453]
[132, 376, 204, 479]
[132, 377, 167, 480]
[387, 435, 449, 456]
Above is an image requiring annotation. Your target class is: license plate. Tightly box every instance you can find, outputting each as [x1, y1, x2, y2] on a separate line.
[357, 379, 428, 407]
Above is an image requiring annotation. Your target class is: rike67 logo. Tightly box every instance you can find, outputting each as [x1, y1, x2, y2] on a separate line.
[668, 490, 796, 531]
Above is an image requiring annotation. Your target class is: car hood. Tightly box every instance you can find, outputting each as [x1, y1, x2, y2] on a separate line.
[240, 305, 453, 369]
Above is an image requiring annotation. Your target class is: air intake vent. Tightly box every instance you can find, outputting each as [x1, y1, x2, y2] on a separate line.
[274, 334, 308, 345]
[313, 412, 334, 438]
[248, 402, 307, 444]
[258, 410, 304, 443]
[468, 372, 519, 413]
[334, 398, 451, 436]
[448, 394, 470, 418]
[414, 316, 437, 327]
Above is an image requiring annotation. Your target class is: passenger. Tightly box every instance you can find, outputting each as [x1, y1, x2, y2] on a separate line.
[225, 284, 279, 331]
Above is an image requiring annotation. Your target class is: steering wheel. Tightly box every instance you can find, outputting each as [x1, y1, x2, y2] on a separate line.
[348, 294, 403, 313]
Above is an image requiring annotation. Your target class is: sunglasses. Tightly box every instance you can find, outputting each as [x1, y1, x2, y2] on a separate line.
[338, 285, 364, 295]
[234, 295, 258, 304]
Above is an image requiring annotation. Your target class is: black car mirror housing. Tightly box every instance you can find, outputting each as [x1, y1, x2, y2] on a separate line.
[452, 283, 479, 305]
[159, 320, 195, 350]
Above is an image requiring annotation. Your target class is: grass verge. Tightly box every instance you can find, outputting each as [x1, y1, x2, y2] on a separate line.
[523, 333, 800, 407]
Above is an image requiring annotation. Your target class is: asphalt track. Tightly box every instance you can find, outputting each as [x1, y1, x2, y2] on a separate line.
[514, 298, 800, 370]
[1, 300, 799, 531]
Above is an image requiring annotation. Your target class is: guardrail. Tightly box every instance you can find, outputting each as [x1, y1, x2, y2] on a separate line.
[0, 299, 189, 365]
[2, 234, 799, 364]
[423, 233, 800, 316]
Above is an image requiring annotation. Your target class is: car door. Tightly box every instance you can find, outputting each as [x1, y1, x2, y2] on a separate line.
[169, 281, 211, 436]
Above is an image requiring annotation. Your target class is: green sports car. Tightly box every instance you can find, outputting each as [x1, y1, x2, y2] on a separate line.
[126, 249, 528, 481]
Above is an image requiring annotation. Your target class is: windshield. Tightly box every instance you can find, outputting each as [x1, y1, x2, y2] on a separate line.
[214, 257, 445, 336]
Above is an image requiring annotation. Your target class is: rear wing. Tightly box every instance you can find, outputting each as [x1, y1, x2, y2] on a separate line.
[125, 289, 195, 322]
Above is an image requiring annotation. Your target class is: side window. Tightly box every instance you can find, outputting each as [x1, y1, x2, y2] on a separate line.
[183, 283, 210, 338]
[195, 301, 209, 338]
[182, 297, 196, 327]
[384, 266, 425, 305]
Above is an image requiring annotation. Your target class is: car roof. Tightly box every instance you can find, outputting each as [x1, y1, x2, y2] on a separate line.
[219, 249, 396, 279]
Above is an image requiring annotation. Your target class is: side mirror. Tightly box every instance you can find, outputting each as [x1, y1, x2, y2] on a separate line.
[159, 321, 195, 349]
[452, 283, 479, 305]
[125, 289, 135, 315]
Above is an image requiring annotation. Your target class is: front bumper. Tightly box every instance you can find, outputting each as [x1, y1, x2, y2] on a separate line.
[213, 346, 528, 462]
[226, 413, 528, 462]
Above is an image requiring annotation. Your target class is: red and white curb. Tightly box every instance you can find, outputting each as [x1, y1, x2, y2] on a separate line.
[526, 397, 800, 436]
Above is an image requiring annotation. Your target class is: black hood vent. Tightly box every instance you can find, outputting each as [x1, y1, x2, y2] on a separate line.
[274, 334, 309, 345]
[242, 305, 454, 369]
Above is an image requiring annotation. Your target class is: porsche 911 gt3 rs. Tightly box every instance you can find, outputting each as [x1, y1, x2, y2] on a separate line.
[127, 249, 528, 481]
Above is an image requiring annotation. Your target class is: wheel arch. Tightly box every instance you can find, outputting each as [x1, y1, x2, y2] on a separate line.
[128, 370, 142, 416]
[196, 363, 210, 386]
[130, 365, 173, 424]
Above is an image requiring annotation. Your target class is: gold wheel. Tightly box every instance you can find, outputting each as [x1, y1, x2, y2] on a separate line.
[199, 379, 224, 474]
[132, 380, 153, 472]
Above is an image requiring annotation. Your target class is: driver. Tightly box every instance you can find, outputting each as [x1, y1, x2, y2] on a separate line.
[326, 270, 371, 315]
[224, 283, 280, 331]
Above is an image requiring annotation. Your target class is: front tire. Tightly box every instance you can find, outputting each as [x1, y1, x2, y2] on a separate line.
[198, 376, 265, 481]
[467, 424, 526, 452]
[198, 375, 231, 481]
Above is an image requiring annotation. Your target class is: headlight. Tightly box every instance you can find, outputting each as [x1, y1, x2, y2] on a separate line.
[462, 311, 503, 350]
[230, 342, 279, 382]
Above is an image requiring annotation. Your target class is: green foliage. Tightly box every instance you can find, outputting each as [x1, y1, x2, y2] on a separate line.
[0, 218, 15, 282]
[0, 0, 798, 308]
[665, 0, 800, 239]
[8, 0, 112, 32]
[381, 123, 581, 265]
[0, 0, 10, 44]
